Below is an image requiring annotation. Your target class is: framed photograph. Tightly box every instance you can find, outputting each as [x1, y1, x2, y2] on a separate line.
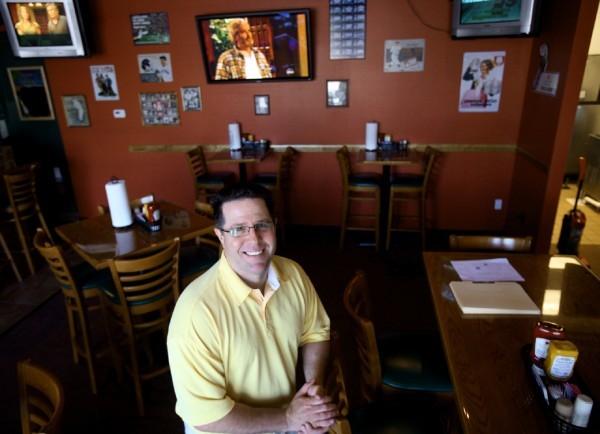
[7, 66, 55, 121]
[384, 39, 425, 72]
[131, 12, 170, 45]
[181, 86, 202, 111]
[139, 91, 179, 126]
[90, 64, 119, 101]
[137, 52, 173, 83]
[326, 80, 348, 107]
[254, 95, 270, 115]
[61, 94, 89, 127]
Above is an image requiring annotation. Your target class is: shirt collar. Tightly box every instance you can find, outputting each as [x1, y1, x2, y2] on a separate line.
[219, 254, 282, 306]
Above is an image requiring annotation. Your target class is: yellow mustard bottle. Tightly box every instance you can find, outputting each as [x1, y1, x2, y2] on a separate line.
[544, 340, 578, 381]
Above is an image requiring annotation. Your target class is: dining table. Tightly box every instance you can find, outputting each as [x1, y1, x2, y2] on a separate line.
[208, 148, 271, 182]
[56, 201, 214, 270]
[423, 251, 600, 434]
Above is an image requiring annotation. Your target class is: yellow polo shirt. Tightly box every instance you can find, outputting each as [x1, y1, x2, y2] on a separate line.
[167, 254, 330, 431]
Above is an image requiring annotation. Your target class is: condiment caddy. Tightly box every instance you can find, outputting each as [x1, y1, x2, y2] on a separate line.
[133, 194, 161, 232]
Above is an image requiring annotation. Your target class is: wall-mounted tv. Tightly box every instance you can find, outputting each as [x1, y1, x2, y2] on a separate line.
[196, 9, 313, 83]
[452, 0, 542, 39]
[0, 0, 89, 57]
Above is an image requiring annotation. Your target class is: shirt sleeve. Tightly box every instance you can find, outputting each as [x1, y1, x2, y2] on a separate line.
[297, 266, 330, 345]
[167, 302, 235, 427]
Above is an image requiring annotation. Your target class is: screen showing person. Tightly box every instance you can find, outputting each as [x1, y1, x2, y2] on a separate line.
[8, 2, 72, 46]
[197, 10, 312, 82]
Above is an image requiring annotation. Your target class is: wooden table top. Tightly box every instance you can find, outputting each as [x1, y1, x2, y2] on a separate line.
[423, 252, 600, 434]
[208, 149, 271, 164]
[56, 201, 214, 270]
[358, 149, 423, 165]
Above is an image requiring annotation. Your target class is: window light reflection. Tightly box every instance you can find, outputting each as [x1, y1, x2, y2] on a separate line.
[542, 289, 562, 315]
[548, 257, 579, 270]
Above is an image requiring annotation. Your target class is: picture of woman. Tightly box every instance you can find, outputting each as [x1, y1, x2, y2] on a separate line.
[14, 4, 41, 36]
[459, 51, 505, 113]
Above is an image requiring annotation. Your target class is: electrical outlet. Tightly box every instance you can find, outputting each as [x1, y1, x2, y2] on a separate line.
[494, 198, 503, 210]
[113, 109, 126, 118]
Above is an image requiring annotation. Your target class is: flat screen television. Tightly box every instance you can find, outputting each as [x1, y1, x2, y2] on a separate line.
[196, 9, 313, 83]
[0, 0, 89, 57]
[452, 0, 542, 39]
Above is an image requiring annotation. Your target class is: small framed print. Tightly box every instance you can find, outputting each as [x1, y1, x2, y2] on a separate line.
[181, 86, 202, 111]
[139, 91, 179, 126]
[326, 80, 348, 107]
[61, 95, 89, 127]
[7, 66, 55, 121]
[131, 12, 171, 45]
[254, 95, 270, 115]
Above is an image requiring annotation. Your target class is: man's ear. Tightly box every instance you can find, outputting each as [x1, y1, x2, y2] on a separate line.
[214, 227, 224, 244]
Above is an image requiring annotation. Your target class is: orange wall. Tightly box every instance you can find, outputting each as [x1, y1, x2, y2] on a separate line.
[509, 0, 598, 251]
[45, 0, 535, 227]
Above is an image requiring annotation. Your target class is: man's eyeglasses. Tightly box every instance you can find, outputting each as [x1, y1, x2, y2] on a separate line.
[218, 221, 275, 238]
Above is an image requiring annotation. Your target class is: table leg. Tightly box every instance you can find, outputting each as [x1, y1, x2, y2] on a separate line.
[379, 165, 392, 249]
[239, 163, 247, 183]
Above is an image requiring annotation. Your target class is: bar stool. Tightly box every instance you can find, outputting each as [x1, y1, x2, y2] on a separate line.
[18, 360, 64, 434]
[33, 228, 118, 395]
[386, 146, 439, 251]
[185, 146, 235, 202]
[252, 146, 298, 242]
[3, 163, 53, 275]
[337, 146, 381, 250]
[1, 228, 22, 282]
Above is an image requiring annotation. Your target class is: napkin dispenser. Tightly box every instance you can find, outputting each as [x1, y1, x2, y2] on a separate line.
[241, 133, 270, 152]
[105, 178, 133, 228]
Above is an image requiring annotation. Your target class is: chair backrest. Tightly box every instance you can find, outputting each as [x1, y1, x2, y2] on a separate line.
[276, 146, 298, 192]
[33, 228, 85, 306]
[326, 332, 350, 423]
[186, 146, 209, 179]
[3, 163, 40, 219]
[18, 360, 64, 434]
[336, 146, 351, 190]
[449, 235, 533, 252]
[194, 200, 215, 219]
[108, 238, 180, 333]
[342, 270, 381, 404]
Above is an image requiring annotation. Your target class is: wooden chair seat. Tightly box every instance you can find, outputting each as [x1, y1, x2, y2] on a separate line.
[449, 234, 533, 252]
[252, 172, 277, 187]
[34, 229, 118, 395]
[106, 238, 180, 416]
[337, 146, 381, 250]
[18, 360, 64, 434]
[195, 171, 236, 185]
[343, 271, 452, 403]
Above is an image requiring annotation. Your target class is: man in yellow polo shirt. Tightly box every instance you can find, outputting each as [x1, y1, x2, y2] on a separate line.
[167, 184, 336, 434]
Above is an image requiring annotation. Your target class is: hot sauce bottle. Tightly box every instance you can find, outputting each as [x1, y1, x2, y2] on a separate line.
[531, 321, 566, 366]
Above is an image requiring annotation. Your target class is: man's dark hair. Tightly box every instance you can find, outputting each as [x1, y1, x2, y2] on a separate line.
[211, 183, 274, 228]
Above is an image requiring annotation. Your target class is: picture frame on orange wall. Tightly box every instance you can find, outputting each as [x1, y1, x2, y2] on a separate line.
[7, 66, 55, 121]
[326, 80, 348, 107]
[139, 91, 179, 126]
[254, 95, 270, 115]
[61, 95, 90, 127]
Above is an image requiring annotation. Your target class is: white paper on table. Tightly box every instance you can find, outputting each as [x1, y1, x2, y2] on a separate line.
[450, 258, 524, 282]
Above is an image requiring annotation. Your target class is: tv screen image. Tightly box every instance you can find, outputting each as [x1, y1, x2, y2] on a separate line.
[0, 0, 88, 57]
[196, 9, 313, 83]
[452, 0, 541, 38]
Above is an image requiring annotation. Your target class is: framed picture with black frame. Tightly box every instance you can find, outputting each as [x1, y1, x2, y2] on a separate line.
[326, 79, 348, 107]
[7, 66, 55, 121]
[254, 95, 270, 115]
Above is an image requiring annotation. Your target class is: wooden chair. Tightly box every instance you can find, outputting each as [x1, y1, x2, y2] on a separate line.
[105, 238, 180, 416]
[186, 146, 235, 202]
[252, 146, 298, 242]
[326, 332, 352, 434]
[2, 163, 53, 275]
[386, 146, 440, 251]
[18, 360, 64, 434]
[337, 146, 381, 250]
[449, 234, 533, 252]
[33, 228, 117, 395]
[1, 227, 22, 282]
[343, 271, 452, 404]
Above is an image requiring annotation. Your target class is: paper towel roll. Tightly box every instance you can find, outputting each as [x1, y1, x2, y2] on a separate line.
[105, 179, 133, 228]
[115, 229, 136, 255]
[365, 122, 378, 151]
[228, 123, 241, 150]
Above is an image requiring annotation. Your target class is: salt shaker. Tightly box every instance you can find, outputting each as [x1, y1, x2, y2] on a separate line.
[571, 394, 593, 428]
[555, 398, 573, 421]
